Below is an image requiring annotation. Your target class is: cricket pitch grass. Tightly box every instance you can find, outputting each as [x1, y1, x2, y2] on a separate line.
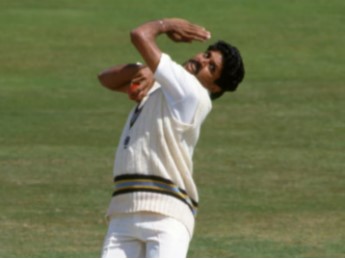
[0, 0, 344, 257]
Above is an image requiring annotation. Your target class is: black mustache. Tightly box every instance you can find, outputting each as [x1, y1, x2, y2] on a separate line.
[189, 60, 201, 73]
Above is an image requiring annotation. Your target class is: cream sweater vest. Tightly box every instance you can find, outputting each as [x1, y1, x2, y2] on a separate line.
[107, 54, 212, 236]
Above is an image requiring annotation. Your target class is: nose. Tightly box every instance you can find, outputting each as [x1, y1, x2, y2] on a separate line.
[199, 56, 209, 68]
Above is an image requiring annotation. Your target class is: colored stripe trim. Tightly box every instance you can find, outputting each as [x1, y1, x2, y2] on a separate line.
[112, 174, 198, 216]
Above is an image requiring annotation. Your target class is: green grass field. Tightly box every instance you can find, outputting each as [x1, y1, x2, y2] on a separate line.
[1, 0, 344, 257]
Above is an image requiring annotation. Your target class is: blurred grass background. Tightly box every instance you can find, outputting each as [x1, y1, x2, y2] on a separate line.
[0, 0, 344, 257]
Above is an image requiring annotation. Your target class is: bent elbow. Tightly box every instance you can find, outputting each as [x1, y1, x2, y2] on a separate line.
[97, 72, 107, 87]
[130, 29, 144, 47]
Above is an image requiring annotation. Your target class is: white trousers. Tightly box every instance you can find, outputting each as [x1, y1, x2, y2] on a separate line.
[101, 212, 191, 258]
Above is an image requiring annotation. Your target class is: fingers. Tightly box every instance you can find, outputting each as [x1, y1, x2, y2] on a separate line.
[128, 69, 148, 99]
[167, 19, 211, 42]
[188, 23, 211, 40]
[128, 82, 143, 102]
[186, 23, 211, 41]
[128, 68, 154, 102]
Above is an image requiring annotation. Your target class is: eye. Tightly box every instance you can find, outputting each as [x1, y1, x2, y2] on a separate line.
[209, 63, 216, 73]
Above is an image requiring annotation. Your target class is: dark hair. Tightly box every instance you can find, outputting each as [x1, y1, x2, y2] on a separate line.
[208, 41, 245, 100]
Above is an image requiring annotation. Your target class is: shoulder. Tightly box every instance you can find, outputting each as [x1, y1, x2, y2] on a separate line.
[155, 53, 210, 101]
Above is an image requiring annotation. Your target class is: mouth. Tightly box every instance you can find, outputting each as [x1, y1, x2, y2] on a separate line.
[184, 60, 201, 75]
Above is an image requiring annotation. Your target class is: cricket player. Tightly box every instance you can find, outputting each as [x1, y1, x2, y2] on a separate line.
[98, 18, 245, 258]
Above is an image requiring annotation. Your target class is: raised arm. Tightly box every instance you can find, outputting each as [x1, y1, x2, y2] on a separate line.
[130, 18, 211, 73]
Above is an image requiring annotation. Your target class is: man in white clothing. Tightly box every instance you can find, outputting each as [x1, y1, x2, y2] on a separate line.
[98, 18, 245, 258]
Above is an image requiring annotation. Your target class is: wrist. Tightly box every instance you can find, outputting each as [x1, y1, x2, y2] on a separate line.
[158, 19, 168, 33]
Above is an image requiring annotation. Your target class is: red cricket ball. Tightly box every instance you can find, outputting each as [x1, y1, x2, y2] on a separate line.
[129, 82, 140, 95]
